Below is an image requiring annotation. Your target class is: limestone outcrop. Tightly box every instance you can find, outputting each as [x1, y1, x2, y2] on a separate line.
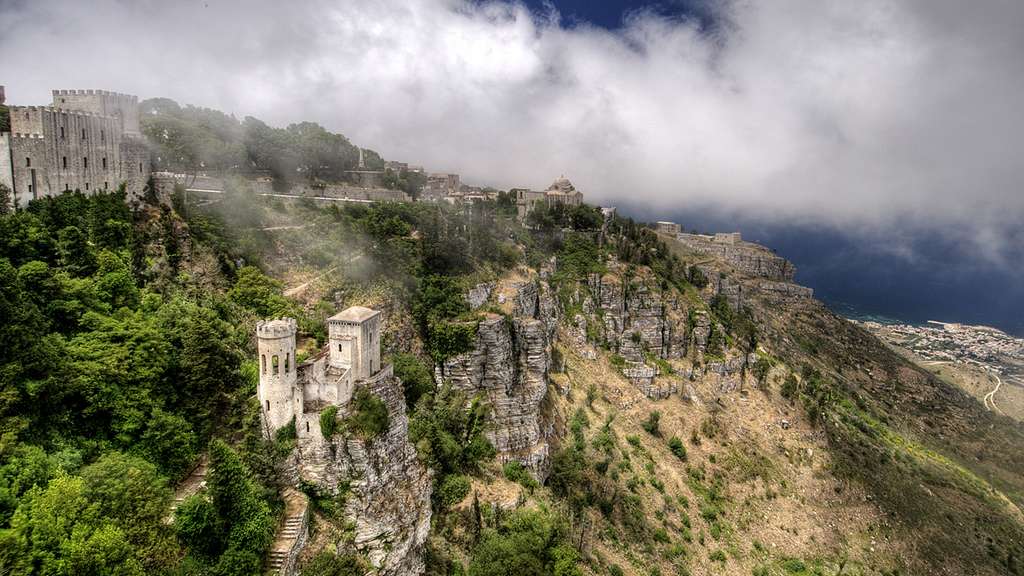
[438, 278, 558, 480]
[677, 234, 796, 281]
[292, 373, 432, 576]
[584, 267, 691, 361]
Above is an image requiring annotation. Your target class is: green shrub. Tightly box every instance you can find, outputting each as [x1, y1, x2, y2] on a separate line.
[300, 551, 368, 576]
[437, 474, 471, 508]
[709, 549, 726, 563]
[392, 353, 435, 409]
[320, 405, 339, 438]
[347, 388, 389, 439]
[668, 436, 687, 460]
[275, 416, 297, 443]
[503, 461, 539, 491]
[641, 411, 661, 436]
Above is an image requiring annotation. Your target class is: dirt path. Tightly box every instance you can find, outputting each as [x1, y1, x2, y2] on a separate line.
[166, 454, 209, 522]
[260, 224, 310, 232]
[984, 372, 1004, 414]
[283, 266, 338, 297]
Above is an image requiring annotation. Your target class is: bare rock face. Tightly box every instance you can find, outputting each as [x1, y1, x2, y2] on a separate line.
[294, 374, 432, 576]
[466, 282, 495, 309]
[585, 267, 691, 361]
[677, 235, 796, 281]
[704, 352, 757, 394]
[438, 279, 557, 480]
[690, 310, 711, 356]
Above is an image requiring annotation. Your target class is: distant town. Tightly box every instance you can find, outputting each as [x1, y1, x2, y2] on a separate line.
[858, 319, 1024, 385]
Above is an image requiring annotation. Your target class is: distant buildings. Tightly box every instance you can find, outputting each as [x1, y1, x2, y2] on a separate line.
[0, 87, 151, 207]
[514, 175, 584, 219]
[655, 221, 681, 235]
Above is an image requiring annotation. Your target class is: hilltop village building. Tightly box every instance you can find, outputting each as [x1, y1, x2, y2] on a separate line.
[514, 175, 585, 219]
[0, 87, 151, 207]
[257, 306, 390, 439]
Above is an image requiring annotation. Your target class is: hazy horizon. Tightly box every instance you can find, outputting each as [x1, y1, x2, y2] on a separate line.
[2, 0, 1022, 331]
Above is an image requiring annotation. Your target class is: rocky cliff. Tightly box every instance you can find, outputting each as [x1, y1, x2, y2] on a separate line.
[439, 277, 558, 480]
[291, 371, 432, 575]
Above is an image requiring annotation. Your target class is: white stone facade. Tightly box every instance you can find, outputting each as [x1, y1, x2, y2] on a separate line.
[257, 306, 383, 439]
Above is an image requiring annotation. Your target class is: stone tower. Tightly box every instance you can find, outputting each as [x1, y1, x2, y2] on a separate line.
[257, 318, 300, 435]
[328, 306, 382, 381]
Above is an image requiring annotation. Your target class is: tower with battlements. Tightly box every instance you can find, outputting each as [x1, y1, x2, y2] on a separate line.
[0, 88, 150, 207]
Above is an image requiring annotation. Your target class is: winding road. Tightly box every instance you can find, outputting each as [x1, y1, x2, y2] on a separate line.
[983, 372, 1004, 415]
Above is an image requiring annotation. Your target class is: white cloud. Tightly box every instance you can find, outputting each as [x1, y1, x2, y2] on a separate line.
[2, 0, 1022, 261]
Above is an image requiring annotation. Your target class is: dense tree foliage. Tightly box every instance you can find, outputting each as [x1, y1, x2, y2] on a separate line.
[0, 190, 285, 574]
[468, 507, 582, 576]
[409, 382, 495, 509]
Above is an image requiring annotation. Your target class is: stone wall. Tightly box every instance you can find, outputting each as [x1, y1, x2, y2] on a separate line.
[676, 233, 796, 281]
[0, 133, 14, 203]
[7, 105, 147, 204]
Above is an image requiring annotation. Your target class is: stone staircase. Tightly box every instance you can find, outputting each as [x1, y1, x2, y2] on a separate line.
[265, 488, 310, 575]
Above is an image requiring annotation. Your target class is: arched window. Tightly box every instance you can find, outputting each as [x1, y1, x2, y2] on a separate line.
[272, 355, 280, 374]
[261, 354, 266, 374]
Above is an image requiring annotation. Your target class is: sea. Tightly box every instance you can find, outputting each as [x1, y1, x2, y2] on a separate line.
[619, 204, 1024, 338]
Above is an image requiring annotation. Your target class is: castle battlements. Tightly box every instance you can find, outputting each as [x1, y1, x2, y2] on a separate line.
[53, 89, 137, 99]
[11, 133, 45, 139]
[9, 105, 112, 119]
[257, 318, 298, 339]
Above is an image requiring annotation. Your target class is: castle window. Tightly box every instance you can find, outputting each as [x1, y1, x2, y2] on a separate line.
[261, 354, 266, 374]
[306, 422, 310, 433]
[285, 353, 290, 373]
[83, 157, 88, 169]
[338, 343, 343, 352]
[62, 156, 67, 169]
[104, 182, 108, 190]
[272, 355, 280, 374]
[81, 129, 86, 139]
[85, 183, 89, 191]
[102, 157, 107, 170]
[65, 184, 70, 192]
[101, 130, 105, 143]
[139, 162, 143, 174]
[266, 400, 270, 412]
[25, 157, 30, 167]
[60, 126, 65, 139]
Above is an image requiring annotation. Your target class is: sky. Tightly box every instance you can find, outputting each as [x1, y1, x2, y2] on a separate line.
[1, 0, 1022, 333]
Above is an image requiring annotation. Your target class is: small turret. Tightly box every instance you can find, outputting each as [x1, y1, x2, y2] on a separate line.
[257, 318, 299, 435]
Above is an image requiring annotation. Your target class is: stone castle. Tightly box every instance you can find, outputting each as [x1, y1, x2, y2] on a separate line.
[257, 306, 432, 576]
[257, 306, 388, 440]
[1, 87, 151, 207]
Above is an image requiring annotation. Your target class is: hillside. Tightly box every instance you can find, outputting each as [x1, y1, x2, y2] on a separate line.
[0, 108, 1022, 576]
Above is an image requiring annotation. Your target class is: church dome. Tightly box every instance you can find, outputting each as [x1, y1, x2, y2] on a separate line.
[547, 175, 575, 192]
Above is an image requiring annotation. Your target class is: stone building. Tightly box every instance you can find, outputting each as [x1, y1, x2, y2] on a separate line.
[421, 172, 461, 201]
[656, 221, 681, 235]
[514, 175, 585, 219]
[0, 88, 150, 207]
[257, 306, 386, 439]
